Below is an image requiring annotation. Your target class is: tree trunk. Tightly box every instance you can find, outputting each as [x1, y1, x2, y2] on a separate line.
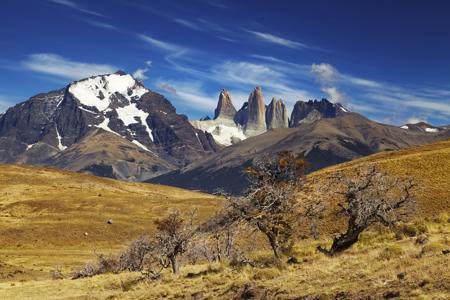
[169, 255, 179, 274]
[318, 226, 365, 256]
[269, 237, 281, 259]
[257, 222, 281, 258]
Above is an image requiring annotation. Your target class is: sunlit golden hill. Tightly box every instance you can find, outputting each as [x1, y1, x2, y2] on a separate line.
[312, 138, 450, 217]
[0, 164, 219, 281]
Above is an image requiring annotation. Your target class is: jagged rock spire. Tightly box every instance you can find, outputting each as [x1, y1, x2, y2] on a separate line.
[266, 97, 289, 129]
[214, 90, 237, 120]
[244, 86, 266, 135]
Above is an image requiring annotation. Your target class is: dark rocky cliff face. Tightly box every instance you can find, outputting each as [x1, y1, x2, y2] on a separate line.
[0, 72, 219, 180]
[289, 99, 347, 127]
[234, 102, 248, 126]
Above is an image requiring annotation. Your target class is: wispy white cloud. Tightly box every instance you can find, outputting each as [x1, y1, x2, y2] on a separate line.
[47, 0, 103, 17]
[173, 18, 203, 31]
[155, 79, 217, 111]
[213, 61, 284, 86]
[311, 63, 340, 84]
[133, 61, 152, 81]
[138, 34, 185, 52]
[197, 0, 229, 9]
[22, 53, 118, 80]
[156, 82, 178, 95]
[346, 76, 382, 88]
[83, 19, 117, 30]
[211, 60, 312, 110]
[320, 86, 347, 103]
[196, 18, 229, 33]
[246, 30, 308, 49]
[311, 63, 347, 104]
[368, 93, 450, 116]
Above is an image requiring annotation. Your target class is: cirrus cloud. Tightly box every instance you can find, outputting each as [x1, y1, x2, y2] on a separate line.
[22, 53, 118, 80]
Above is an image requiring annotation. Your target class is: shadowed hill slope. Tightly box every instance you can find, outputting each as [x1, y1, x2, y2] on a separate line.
[151, 113, 450, 194]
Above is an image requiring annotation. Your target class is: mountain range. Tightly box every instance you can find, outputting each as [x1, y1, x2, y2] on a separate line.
[1, 71, 448, 191]
[190, 86, 347, 146]
[152, 112, 450, 193]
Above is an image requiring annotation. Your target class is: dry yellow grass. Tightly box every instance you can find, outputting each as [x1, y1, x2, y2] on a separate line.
[0, 220, 448, 299]
[312, 139, 450, 217]
[0, 164, 220, 281]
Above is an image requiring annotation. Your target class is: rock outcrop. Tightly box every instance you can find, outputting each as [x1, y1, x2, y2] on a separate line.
[266, 97, 289, 129]
[214, 90, 237, 120]
[289, 99, 347, 127]
[244, 87, 266, 135]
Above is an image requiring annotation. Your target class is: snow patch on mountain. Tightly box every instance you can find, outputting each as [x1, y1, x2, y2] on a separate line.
[191, 119, 247, 146]
[55, 126, 67, 151]
[425, 127, 438, 133]
[132, 140, 151, 152]
[95, 117, 120, 136]
[116, 103, 154, 141]
[26, 143, 36, 151]
[68, 73, 148, 111]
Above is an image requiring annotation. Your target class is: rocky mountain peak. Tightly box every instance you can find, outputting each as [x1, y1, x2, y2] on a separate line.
[244, 86, 266, 135]
[266, 97, 289, 129]
[290, 98, 348, 127]
[0, 71, 219, 181]
[114, 70, 128, 76]
[214, 89, 237, 120]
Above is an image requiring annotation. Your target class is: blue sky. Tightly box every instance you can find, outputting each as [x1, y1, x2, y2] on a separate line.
[1, 0, 450, 125]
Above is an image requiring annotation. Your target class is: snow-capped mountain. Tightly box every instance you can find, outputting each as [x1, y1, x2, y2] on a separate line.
[400, 122, 442, 133]
[0, 71, 219, 180]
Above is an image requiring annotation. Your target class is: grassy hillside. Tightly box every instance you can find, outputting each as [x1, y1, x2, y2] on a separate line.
[312, 139, 450, 217]
[0, 164, 220, 281]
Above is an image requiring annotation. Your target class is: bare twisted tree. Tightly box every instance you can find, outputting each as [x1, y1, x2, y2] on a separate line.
[218, 151, 307, 259]
[318, 166, 416, 256]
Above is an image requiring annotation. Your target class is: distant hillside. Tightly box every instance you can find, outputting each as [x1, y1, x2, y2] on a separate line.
[151, 113, 450, 194]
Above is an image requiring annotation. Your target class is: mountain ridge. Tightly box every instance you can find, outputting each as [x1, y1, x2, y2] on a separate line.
[151, 113, 450, 194]
[0, 71, 219, 181]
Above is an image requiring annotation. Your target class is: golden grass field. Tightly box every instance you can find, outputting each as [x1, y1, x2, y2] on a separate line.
[0, 164, 220, 283]
[0, 139, 449, 299]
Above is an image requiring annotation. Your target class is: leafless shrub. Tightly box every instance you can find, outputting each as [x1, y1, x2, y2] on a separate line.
[119, 235, 152, 271]
[152, 209, 197, 273]
[50, 266, 64, 280]
[72, 262, 99, 279]
[317, 167, 416, 256]
[186, 223, 239, 264]
[72, 251, 121, 279]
